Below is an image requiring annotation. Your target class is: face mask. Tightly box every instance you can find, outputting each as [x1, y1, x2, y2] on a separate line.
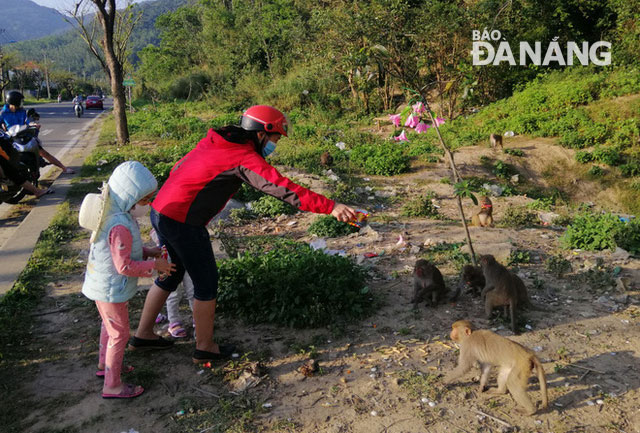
[261, 140, 277, 158]
[130, 203, 150, 218]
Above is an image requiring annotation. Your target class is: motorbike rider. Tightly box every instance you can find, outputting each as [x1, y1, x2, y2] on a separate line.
[1, 91, 74, 174]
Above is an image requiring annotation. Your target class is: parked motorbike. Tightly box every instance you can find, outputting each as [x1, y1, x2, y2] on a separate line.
[7, 123, 48, 184]
[0, 132, 30, 204]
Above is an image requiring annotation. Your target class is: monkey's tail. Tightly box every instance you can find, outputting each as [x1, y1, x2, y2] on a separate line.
[532, 357, 548, 409]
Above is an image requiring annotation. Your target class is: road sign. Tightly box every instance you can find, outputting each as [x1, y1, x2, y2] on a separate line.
[123, 79, 135, 86]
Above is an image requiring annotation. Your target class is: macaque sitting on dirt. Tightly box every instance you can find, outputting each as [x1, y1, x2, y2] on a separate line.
[490, 133, 503, 150]
[471, 196, 494, 227]
[443, 320, 548, 415]
[411, 259, 449, 306]
[479, 254, 533, 333]
[458, 264, 485, 297]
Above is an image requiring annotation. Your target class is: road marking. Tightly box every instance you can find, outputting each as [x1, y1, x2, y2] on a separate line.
[39, 129, 52, 136]
[67, 129, 80, 135]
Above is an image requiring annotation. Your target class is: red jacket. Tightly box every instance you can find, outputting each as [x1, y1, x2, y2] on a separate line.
[152, 128, 335, 226]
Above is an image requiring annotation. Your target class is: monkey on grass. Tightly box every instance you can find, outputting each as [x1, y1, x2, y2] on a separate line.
[471, 196, 493, 227]
[490, 133, 503, 150]
[442, 320, 548, 415]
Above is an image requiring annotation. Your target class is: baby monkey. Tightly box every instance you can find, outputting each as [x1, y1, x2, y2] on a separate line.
[443, 320, 548, 415]
[459, 264, 485, 297]
[471, 196, 493, 227]
[490, 133, 503, 150]
[411, 259, 449, 306]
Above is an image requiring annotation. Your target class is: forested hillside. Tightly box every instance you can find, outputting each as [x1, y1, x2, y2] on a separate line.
[8, 0, 187, 79]
[0, 0, 68, 42]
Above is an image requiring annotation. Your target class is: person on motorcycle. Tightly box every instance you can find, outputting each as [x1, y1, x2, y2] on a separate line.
[1, 91, 74, 174]
[72, 94, 84, 117]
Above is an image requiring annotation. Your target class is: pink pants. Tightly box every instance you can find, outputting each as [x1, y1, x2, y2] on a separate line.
[96, 300, 129, 390]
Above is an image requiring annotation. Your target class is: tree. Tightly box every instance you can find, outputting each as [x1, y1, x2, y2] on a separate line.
[67, 0, 141, 144]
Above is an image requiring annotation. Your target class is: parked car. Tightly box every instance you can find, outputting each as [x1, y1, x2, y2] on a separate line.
[85, 95, 104, 110]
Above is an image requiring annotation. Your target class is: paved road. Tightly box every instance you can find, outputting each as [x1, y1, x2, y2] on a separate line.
[0, 98, 110, 295]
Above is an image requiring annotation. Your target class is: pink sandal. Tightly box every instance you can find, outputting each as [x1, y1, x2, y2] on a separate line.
[102, 383, 144, 399]
[168, 321, 187, 338]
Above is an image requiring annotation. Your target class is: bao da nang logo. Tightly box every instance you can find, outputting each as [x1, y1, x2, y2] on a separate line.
[471, 29, 611, 66]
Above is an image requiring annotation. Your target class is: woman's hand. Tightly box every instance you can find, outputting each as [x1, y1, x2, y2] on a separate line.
[154, 258, 176, 275]
[330, 203, 357, 223]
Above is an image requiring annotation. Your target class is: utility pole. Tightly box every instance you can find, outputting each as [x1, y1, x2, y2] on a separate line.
[43, 53, 51, 100]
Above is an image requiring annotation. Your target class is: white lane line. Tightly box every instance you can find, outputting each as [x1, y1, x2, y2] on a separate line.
[67, 129, 80, 135]
[39, 129, 52, 136]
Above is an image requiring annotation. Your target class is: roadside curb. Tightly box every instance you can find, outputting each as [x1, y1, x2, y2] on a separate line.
[0, 113, 106, 296]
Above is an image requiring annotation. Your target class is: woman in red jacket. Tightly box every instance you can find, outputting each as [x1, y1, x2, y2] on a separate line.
[129, 105, 356, 363]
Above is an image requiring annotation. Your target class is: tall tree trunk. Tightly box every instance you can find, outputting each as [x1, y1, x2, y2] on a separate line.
[108, 60, 129, 144]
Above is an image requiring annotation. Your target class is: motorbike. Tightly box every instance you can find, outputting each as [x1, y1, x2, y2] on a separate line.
[0, 131, 31, 204]
[74, 101, 83, 118]
[7, 123, 48, 181]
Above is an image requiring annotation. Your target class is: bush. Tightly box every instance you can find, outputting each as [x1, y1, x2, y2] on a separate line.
[500, 206, 538, 228]
[234, 184, 265, 202]
[503, 148, 524, 157]
[421, 242, 470, 269]
[614, 219, 640, 255]
[308, 215, 358, 237]
[561, 212, 623, 251]
[575, 151, 594, 164]
[587, 165, 604, 177]
[216, 239, 372, 327]
[545, 254, 572, 277]
[250, 195, 297, 217]
[492, 160, 517, 179]
[507, 249, 531, 265]
[169, 72, 211, 100]
[350, 141, 411, 176]
[401, 191, 439, 218]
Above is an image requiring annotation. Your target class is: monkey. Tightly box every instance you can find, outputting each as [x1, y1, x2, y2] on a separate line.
[458, 264, 485, 297]
[320, 151, 333, 167]
[411, 259, 448, 306]
[490, 133, 503, 150]
[442, 320, 548, 415]
[479, 254, 530, 333]
[470, 196, 494, 227]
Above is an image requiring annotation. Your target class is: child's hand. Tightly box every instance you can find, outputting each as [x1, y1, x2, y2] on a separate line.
[154, 258, 176, 275]
[146, 246, 162, 258]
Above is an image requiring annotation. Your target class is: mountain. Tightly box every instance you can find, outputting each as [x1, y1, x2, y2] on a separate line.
[7, 0, 187, 79]
[0, 0, 69, 42]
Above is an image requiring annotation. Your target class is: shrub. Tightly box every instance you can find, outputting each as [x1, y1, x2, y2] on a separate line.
[228, 208, 255, 225]
[401, 191, 439, 218]
[308, 215, 358, 237]
[501, 206, 537, 228]
[503, 148, 524, 157]
[526, 198, 554, 211]
[216, 239, 372, 327]
[545, 254, 572, 277]
[492, 160, 517, 179]
[587, 165, 604, 177]
[350, 141, 411, 176]
[592, 146, 622, 166]
[561, 212, 623, 251]
[614, 219, 640, 255]
[507, 249, 531, 265]
[421, 242, 470, 269]
[250, 195, 297, 217]
[575, 151, 594, 164]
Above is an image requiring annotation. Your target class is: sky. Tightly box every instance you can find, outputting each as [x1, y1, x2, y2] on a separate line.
[31, 0, 152, 11]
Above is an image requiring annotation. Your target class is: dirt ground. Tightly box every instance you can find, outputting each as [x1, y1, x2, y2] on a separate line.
[9, 137, 640, 433]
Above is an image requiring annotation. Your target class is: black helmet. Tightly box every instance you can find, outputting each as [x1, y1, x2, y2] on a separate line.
[7, 91, 24, 107]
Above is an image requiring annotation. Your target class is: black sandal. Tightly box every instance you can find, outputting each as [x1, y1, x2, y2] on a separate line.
[128, 335, 174, 351]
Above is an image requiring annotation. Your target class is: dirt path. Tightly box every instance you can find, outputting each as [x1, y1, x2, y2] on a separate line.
[7, 139, 640, 433]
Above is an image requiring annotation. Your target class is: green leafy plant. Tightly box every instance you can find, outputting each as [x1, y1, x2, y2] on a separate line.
[545, 254, 572, 278]
[614, 219, 640, 255]
[575, 151, 594, 164]
[421, 242, 470, 269]
[234, 184, 265, 202]
[250, 195, 297, 217]
[500, 206, 538, 228]
[561, 212, 623, 251]
[492, 160, 517, 179]
[507, 249, 531, 265]
[229, 207, 256, 225]
[307, 215, 358, 237]
[217, 239, 372, 327]
[526, 198, 554, 211]
[587, 165, 605, 177]
[401, 191, 440, 217]
[453, 180, 478, 205]
[350, 141, 411, 176]
[503, 148, 524, 157]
